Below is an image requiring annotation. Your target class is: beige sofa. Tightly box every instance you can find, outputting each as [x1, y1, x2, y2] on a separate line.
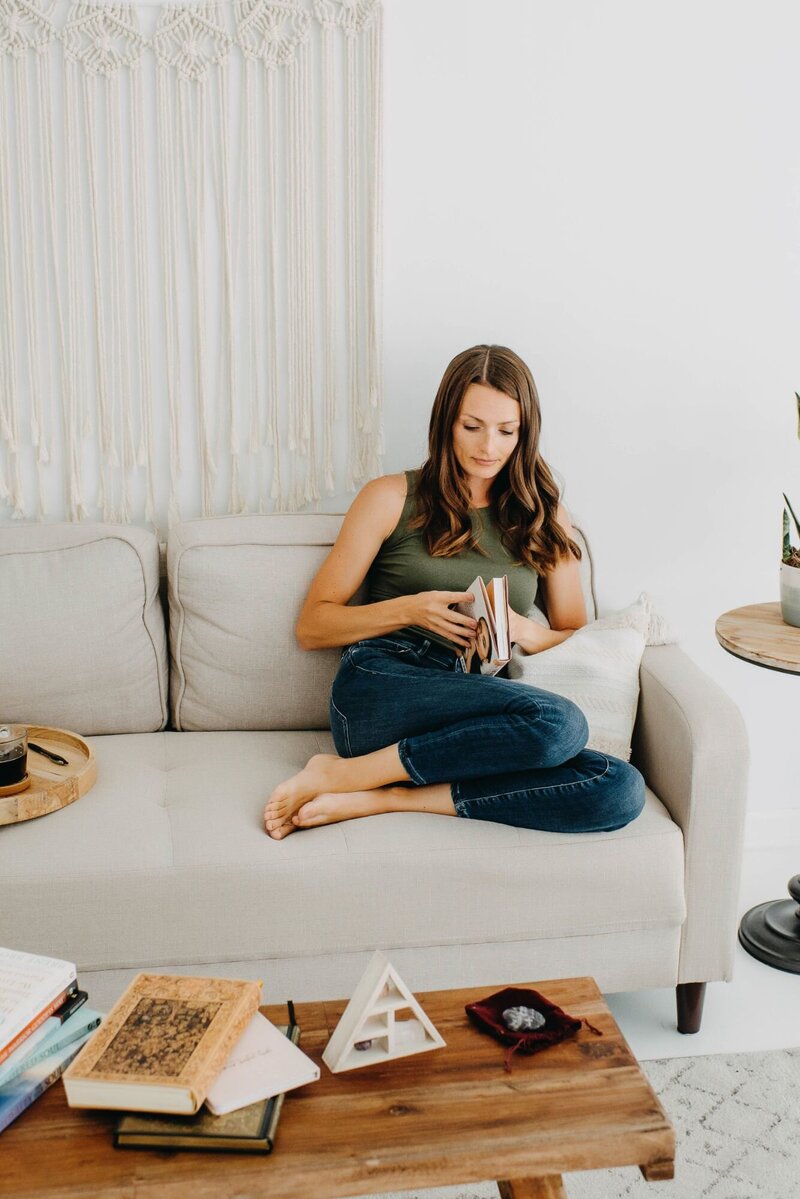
[0, 515, 748, 1030]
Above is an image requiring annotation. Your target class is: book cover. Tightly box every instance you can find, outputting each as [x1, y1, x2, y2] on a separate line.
[456, 575, 511, 675]
[0, 983, 78, 1068]
[0, 1034, 93, 1134]
[0, 948, 77, 1063]
[0, 988, 88, 1085]
[63, 974, 261, 1115]
[205, 1011, 319, 1115]
[114, 1024, 302, 1152]
[0, 1007, 103, 1090]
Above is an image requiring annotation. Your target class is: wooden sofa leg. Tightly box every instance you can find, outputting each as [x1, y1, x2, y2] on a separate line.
[676, 982, 706, 1033]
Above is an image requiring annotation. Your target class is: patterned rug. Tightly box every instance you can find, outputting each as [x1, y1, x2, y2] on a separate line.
[361, 1047, 800, 1199]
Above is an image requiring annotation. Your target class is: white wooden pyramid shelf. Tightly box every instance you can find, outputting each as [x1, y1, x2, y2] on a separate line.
[322, 950, 446, 1073]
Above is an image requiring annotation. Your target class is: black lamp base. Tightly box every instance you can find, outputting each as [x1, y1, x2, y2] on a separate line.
[738, 875, 800, 973]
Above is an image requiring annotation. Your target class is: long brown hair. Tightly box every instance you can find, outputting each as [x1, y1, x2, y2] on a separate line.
[408, 344, 581, 574]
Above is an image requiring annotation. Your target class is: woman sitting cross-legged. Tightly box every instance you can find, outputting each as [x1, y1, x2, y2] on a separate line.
[263, 343, 645, 839]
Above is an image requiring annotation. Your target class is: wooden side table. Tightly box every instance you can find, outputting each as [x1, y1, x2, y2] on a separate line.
[716, 602, 800, 971]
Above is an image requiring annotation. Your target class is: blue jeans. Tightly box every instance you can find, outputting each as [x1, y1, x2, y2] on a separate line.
[329, 632, 645, 832]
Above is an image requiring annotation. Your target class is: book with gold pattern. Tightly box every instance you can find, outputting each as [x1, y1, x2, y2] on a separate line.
[62, 973, 261, 1114]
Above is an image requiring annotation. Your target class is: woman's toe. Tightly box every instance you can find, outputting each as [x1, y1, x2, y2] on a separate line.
[293, 799, 323, 827]
[268, 819, 296, 839]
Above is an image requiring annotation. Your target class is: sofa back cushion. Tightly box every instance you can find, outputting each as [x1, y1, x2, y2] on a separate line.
[0, 524, 168, 734]
[168, 515, 348, 731]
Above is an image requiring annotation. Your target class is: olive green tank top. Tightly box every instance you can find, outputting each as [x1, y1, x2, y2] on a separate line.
[365, 470, 539, 651]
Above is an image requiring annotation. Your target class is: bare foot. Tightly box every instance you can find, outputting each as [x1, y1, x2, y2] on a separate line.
[291, 787, 408, 829]
[263, 753, 343, 831]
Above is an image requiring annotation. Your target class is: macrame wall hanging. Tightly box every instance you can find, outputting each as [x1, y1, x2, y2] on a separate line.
[0, 0, 383, 526]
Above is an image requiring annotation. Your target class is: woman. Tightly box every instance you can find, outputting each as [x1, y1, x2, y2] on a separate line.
[263, 344, 645, 840]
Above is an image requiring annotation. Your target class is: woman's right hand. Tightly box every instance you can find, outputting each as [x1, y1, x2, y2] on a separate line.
[403, 591, 478, 648]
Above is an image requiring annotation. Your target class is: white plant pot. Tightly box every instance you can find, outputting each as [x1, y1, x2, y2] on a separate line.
[780, 562, 800, 627]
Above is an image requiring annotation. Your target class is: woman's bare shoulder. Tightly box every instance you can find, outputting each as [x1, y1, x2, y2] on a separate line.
[350, 472, 409, 540]
[365, 471, 408, 498]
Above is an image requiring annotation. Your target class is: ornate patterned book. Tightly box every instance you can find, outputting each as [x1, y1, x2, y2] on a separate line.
[63, 974, 261, 1115]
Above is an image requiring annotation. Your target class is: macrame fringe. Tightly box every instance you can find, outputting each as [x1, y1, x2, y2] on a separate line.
[156, 49, 182, 524]
[264, 67, 282, 507]
[0, 52, 25, 517]
[130, 63, 156, 523]
[0, 0, 384, 527]
[37, 43, 80, 517]
[320, 20, 336, 494]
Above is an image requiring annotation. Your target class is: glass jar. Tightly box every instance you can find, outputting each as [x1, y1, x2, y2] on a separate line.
[0, 725, 28, 788]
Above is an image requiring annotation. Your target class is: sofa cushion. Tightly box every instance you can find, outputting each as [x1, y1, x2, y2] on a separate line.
[0, 524, 168, 734]
[0, 731, 687, 973]
[168, 514, 347, 731]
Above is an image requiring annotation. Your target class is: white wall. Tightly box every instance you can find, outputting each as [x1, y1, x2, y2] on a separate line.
[377, 0, 800, 828]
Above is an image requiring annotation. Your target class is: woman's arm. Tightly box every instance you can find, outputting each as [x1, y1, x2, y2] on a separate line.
[296, 475, 478, 651]
[509, 504, 589, 655]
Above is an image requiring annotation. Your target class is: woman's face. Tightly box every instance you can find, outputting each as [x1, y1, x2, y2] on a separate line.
[451, 383, 521, 485]
[476, 617, 491, 660]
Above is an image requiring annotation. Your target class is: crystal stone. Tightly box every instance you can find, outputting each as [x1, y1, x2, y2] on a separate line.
[502, 1005, 546, 1032]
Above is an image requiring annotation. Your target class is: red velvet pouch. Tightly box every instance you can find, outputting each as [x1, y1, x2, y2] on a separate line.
[465, 986, 603, 1072]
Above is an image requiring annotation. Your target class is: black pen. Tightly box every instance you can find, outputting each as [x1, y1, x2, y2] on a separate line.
[29, 742, 69, 767]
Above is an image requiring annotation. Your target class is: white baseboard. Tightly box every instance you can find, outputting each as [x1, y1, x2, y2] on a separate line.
[745, 809, 800, 850]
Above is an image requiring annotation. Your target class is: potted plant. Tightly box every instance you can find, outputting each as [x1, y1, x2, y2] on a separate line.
[781, 393, 800, 626]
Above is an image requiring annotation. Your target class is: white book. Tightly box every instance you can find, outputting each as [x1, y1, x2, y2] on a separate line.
[0, 948, 77, 1058]
[204, 1012, 320, 1116]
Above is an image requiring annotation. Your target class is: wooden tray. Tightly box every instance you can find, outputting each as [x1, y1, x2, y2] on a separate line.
[0, 726, 96, 827]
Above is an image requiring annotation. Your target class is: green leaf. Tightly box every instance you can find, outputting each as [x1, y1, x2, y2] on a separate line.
[784, 493, 800, 542]
[784, 507, 792, 561]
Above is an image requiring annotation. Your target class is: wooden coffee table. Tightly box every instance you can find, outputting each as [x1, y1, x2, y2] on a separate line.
[0, 976, 674, 1199]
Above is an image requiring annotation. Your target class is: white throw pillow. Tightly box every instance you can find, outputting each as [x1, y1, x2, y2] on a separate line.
[507, 593, 668, 762]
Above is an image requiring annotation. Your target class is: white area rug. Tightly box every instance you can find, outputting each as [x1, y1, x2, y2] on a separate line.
[359, 1047, 799, 1199]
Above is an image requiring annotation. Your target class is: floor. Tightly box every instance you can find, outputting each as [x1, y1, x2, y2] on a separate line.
[605, 843, 800, 1062]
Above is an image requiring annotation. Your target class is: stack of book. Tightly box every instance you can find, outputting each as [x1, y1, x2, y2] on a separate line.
[0, 946, 103, 1133]
[62, 971, 320, 1153]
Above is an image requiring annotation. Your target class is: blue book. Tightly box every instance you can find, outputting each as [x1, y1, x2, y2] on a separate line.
[0, 1008, 103, 1090]
[0, 1035, 92, 1133]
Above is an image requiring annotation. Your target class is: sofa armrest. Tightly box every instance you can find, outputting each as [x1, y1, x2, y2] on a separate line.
[631, 644, 749, 985]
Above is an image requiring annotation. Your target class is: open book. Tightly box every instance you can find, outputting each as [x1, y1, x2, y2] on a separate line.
[454, 576, 511, 675]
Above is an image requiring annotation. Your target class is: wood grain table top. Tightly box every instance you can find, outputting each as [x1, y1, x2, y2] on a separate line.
[716, 601, 800, 673]
[0, 976, 675, 1199]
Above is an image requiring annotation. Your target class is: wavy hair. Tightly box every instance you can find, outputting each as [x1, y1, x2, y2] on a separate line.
[408, 344, 581, 574]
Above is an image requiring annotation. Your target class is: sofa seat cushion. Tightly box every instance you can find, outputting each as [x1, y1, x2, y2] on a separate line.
[0, 732, 686, 972]
[0, 523, 168, 734]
